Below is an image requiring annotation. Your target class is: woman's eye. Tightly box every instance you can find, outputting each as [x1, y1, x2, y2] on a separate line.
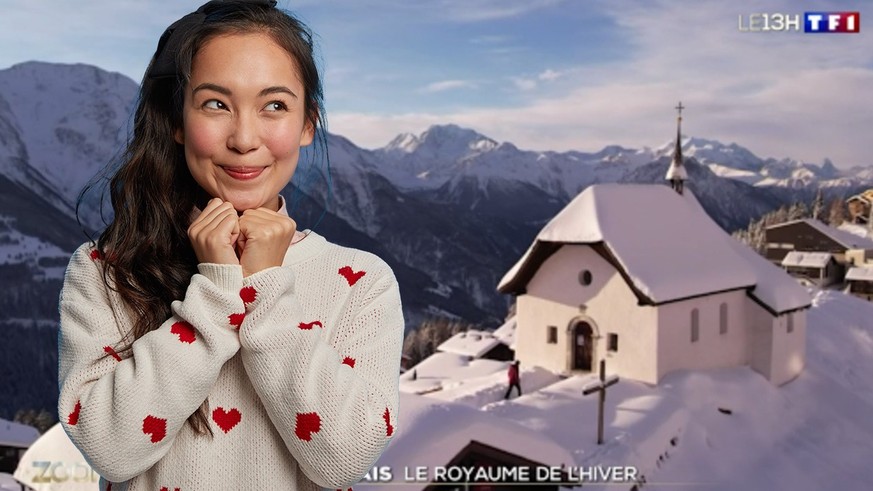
[265, 101, 287, 112]
[203, 99, 226, 110]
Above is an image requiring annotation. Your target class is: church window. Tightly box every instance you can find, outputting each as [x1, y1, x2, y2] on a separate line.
[787, 313, 794, 333]
[691, 308, 700, 343]
[579, 269, 593, 286]
[547, 325, 557, 343]
[719, 303, 728, 335]
[608, 333, 618, 352]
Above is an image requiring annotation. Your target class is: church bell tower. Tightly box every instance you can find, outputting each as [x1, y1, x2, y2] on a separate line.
[665, 102, 688, 195]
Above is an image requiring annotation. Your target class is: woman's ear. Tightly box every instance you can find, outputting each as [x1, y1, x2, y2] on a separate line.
[174, 127, 184, 145]
[300, 110, 318, 147]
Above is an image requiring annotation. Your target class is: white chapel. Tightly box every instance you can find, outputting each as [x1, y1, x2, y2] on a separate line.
[497, 107, 811, 386]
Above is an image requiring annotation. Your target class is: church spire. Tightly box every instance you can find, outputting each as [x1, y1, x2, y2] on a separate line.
[665, 101, 688, 195]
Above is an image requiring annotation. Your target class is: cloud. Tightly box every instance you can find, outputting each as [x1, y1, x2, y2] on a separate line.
[419, 80, 478, 93]
[511, 77, 537, 91]
[432, 0, 566, 22]
[538, 69, 562, 82]
[332, 0, 873, 167]
[470, 35, 510, 44]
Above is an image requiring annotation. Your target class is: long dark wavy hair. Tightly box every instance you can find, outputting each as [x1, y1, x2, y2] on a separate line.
[75, 1, 329, 436]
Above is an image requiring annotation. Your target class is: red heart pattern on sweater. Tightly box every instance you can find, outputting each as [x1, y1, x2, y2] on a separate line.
[338, 266, 366, 286]
[240, 286, 258, 305]
[212, 407, 242, 433]
[295, 412, 321, 441]
[298, 320, 323, 330]
[89, 249, 103, 261]
[103, 346, 121, 362]
[342, 356, 356, 368]
[383, 408, 394, 437]
[228, 313, 245, 330]
[159, 487, 180, 491]
[68, 401, 81, 425]
[142, 415, 167, 443]
[170, 321, 196, 343]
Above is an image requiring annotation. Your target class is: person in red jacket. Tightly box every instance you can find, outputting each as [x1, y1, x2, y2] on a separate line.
[504, 360, 521, 399]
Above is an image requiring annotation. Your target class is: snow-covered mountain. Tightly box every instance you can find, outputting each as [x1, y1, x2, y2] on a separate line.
[654, 137, 867, 189]
[0, 62, 138, 231]
[4, 61, 873, 422]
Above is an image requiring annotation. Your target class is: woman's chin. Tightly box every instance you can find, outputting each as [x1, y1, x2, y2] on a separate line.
[217, 194, 265, 213]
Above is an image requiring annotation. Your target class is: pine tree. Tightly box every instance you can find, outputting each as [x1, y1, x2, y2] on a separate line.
[812, 189, 824, 221]
[401, 316, 478, 367]
[828, 196, 846, 226]
[788, 201, 809, 221]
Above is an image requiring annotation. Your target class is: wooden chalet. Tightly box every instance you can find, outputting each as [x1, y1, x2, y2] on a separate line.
[437, 329, 514, 362]
[765, 219, 873, 267]
[845, 267, 873, 301]
[780, 251, 841, 287]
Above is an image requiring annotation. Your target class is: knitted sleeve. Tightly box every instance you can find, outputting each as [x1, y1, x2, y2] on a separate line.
[57, 244, 245, 483]
[238, 254, 403, 489]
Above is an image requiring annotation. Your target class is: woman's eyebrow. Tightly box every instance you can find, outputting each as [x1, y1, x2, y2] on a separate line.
[192, 82, 231, 96]
[191, 83, 297, 99]
[258, 86, 298, 99]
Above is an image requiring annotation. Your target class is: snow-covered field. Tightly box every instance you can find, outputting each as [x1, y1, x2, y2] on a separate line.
[0, 215, 69, 280]
[388, 288, 873, 490]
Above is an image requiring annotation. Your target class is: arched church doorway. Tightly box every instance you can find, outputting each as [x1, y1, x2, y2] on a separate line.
[572, 321, 594, 371]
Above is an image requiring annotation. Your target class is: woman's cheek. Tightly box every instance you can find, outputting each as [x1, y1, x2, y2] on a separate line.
[185, 119, 227, 160]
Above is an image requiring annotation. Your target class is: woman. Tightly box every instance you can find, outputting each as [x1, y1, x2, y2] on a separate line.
[57, 1, 403, 490]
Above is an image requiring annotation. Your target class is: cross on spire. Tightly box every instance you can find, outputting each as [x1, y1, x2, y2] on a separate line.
[675, 101, 685, 121]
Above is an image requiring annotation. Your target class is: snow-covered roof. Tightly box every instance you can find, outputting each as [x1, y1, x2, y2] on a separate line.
[769, 219, 873, 250]
[400, 351, 507, 395]
[375, 393, 575, 486]
[499, 184, 810, 315]
[847, 190, 873, 204]
[846, 267, 873, 282]
[437, 329, 503, 358]
[781, 251, 834, 268]
[491, 316, 517, 349]
[838, 223, 873, 240]
[0, 419, 38, 448]
[721, 236, 812, 314]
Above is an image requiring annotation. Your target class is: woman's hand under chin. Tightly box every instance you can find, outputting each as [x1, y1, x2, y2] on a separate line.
[237, 207, 298, 277]
[188, 198, 241, 266]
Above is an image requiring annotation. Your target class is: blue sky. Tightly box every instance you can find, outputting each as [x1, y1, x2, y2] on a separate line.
[0, 0, 871, 167]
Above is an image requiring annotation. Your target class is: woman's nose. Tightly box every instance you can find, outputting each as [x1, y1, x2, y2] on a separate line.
[226, 113, 260, 153]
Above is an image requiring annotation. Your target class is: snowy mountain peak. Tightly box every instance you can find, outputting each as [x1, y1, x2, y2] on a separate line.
[415, 124, 498, 154]
[654, 136, 765, 173]
[385, 132, 420, 153]
[7, 61, 133, 93]
[820, 158, 840, 178]
[382, 124, 499, 158]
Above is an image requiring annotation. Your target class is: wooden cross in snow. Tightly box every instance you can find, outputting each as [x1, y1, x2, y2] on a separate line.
[582, 359, 619, 445]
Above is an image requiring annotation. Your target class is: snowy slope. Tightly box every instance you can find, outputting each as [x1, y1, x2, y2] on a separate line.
[0, 62, 137, 214]
[383, 288, 873, 490]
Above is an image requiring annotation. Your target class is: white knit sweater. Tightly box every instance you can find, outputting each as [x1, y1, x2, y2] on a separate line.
[57, 215, 403, 490]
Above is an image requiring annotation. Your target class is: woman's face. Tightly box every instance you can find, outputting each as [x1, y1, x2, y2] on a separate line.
[176, 32, 314, 212]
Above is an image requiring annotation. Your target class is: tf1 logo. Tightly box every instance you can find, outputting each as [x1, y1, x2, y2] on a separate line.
[738, 12, 860, 33]
[805, 12, 860, 33]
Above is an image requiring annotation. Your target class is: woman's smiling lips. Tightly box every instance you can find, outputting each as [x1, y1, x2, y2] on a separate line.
[221, 166, 266, 180]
